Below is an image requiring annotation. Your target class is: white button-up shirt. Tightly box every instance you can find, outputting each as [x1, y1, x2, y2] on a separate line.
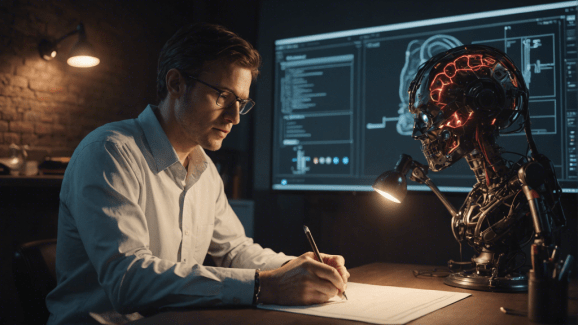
[46, 105, 291, 325]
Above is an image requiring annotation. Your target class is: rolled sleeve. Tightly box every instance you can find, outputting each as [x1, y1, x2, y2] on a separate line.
[207, 170, 294, 271]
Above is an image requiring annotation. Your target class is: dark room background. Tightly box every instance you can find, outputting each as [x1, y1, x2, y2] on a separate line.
[0, 0, 576, 324]
[252, 0, 577, 267]
[0, 0, 259, 323]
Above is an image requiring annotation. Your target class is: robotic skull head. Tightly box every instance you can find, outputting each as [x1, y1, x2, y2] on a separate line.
[408, 45, 528, 172]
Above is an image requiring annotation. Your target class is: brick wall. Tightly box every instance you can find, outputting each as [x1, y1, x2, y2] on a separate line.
[0, 1, 260, 323]
[0, 1, 172, 323]
[0, 0, 162, 162]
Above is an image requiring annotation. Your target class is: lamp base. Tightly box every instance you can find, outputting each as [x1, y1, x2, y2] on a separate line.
[444, 271, 527, 292]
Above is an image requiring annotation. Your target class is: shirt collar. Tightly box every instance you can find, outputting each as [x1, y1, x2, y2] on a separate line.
[185, 146, 209, 186]
[138, 104, 180, 173]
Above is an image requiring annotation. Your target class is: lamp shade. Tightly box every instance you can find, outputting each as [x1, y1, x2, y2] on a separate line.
[372, 154, 415, 203]
[372, 170, 407, 203]
[67, 38, 99, 68]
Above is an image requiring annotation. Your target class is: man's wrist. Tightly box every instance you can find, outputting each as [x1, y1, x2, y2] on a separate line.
[252, 269, 261, 305]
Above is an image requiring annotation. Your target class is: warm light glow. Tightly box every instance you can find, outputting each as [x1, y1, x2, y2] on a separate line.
[67, 55, 100, 68]
[447, 136, 460, 154]
[430, 54, 497, 110]
[375, 188, 401, 203]
[443, 111, 474, 129]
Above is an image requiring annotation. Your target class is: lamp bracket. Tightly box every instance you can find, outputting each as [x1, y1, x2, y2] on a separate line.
[409, 160, 429, 184]
[405, 158, 458, 217]
[39, 22, 85, 61]
[53, 22, 85, 47]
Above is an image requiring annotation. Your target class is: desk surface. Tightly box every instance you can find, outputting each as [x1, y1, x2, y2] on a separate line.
[130, 263, 577, 325]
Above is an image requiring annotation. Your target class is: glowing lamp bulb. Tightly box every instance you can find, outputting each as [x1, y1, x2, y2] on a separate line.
[375, 188, 401, 203]
[67, 55, 100, 68]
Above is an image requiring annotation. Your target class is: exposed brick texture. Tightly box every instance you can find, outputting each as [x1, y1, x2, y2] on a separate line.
[0, 2, 258, 324]
[0, 0, 162, 160]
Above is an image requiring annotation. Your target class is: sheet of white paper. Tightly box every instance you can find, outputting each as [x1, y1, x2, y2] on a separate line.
[257, 282, 471, 324]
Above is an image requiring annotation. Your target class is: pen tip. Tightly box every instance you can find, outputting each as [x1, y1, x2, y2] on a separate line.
[303, 225, 309, 232]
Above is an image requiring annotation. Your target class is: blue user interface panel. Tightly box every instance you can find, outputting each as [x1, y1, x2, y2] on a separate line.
[272, 1, 578, 193]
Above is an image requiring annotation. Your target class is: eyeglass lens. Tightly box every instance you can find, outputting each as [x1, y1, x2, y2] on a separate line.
[217, 92, 254, 114]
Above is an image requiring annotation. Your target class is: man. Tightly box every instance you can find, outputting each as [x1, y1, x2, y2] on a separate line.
[46, 23, 349, 324]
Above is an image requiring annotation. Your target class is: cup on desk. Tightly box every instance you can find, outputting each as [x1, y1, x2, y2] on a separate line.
[528, 269, 568, 323]
[23, 160, 39, 176]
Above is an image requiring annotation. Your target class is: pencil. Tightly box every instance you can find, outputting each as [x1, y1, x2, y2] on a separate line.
[303, 225, 348, 300]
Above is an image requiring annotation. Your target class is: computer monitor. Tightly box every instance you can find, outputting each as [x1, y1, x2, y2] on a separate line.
[271, 1, 578, 193]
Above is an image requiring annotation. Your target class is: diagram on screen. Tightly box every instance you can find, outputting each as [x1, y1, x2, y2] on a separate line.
[474, 31, 557, 134]
[291, 145, 310, 174]
[397, 35, 463, 136]
[367, 34, 463, 135]
[273, 3, 577, 191]
[474, 32, 555, 96]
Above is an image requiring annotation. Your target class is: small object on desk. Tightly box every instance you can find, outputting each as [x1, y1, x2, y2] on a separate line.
[38, 156, 70, 175]
[500, 306, 526, 316]
[552, 261, 561, 280]
[528, 262, 569, 324]
[412, 268, 451, 278]
[531, 244, 543, 278]
[0, 162, 11, 175]
[303, 225, 347, 300]
[550, 245, 558, 262]
[0, 143, 27, 175]
[23, 160, 39, 176]
[500, 307, 526, 317]
[558, 255, 574, 281]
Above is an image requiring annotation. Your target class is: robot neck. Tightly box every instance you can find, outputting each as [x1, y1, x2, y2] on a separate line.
[466, 130, 507, 187]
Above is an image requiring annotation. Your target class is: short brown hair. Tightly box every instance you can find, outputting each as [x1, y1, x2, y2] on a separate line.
[156, 23, 261, 103]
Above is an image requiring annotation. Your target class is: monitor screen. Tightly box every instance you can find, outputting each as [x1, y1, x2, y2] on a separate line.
[271, 1, 578, 193]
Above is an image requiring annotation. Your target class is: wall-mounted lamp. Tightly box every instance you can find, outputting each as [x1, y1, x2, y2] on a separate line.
[372, 154, 457, 217]
[38, 22, 100, 68]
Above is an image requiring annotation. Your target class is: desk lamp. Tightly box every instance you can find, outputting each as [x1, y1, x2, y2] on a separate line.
[374, 45, 566, 292]
[38, 22, 100, 68]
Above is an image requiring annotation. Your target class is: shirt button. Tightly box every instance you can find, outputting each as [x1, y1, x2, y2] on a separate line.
[185, 230, 190, 236]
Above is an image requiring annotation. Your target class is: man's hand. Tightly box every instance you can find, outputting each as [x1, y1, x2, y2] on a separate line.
[258, 252, 350, 305]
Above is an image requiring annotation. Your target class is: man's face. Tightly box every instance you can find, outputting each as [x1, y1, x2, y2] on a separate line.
[175, 61, 252, 151]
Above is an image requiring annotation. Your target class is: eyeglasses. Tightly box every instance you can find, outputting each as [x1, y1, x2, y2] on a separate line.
[180, 71, 255, 115]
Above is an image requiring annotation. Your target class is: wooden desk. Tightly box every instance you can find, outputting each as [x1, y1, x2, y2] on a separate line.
[130, 263, 577, 325]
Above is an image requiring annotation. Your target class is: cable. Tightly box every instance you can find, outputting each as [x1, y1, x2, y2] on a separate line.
[412, 268, 452, 278]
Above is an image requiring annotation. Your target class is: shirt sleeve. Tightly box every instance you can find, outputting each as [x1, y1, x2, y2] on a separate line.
[207, 171, 294, 270]
[61, 140, 257, 315]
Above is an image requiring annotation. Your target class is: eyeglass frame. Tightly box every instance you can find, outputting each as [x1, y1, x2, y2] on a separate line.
[178, 70, 255, 115]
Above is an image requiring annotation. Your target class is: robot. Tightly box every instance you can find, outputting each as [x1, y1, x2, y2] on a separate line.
[396, 35, 462, 136]
[405, 44, 566, 291]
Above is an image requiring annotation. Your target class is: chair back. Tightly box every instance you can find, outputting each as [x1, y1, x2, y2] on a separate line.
[13, 239, 57, 325]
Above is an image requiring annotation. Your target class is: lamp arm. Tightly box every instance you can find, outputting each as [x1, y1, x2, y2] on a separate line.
[424, 178, 458, 218]
[409, 162, 458, 217]
[52, 29, 78, 46]
[53, 23, 84, 46]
